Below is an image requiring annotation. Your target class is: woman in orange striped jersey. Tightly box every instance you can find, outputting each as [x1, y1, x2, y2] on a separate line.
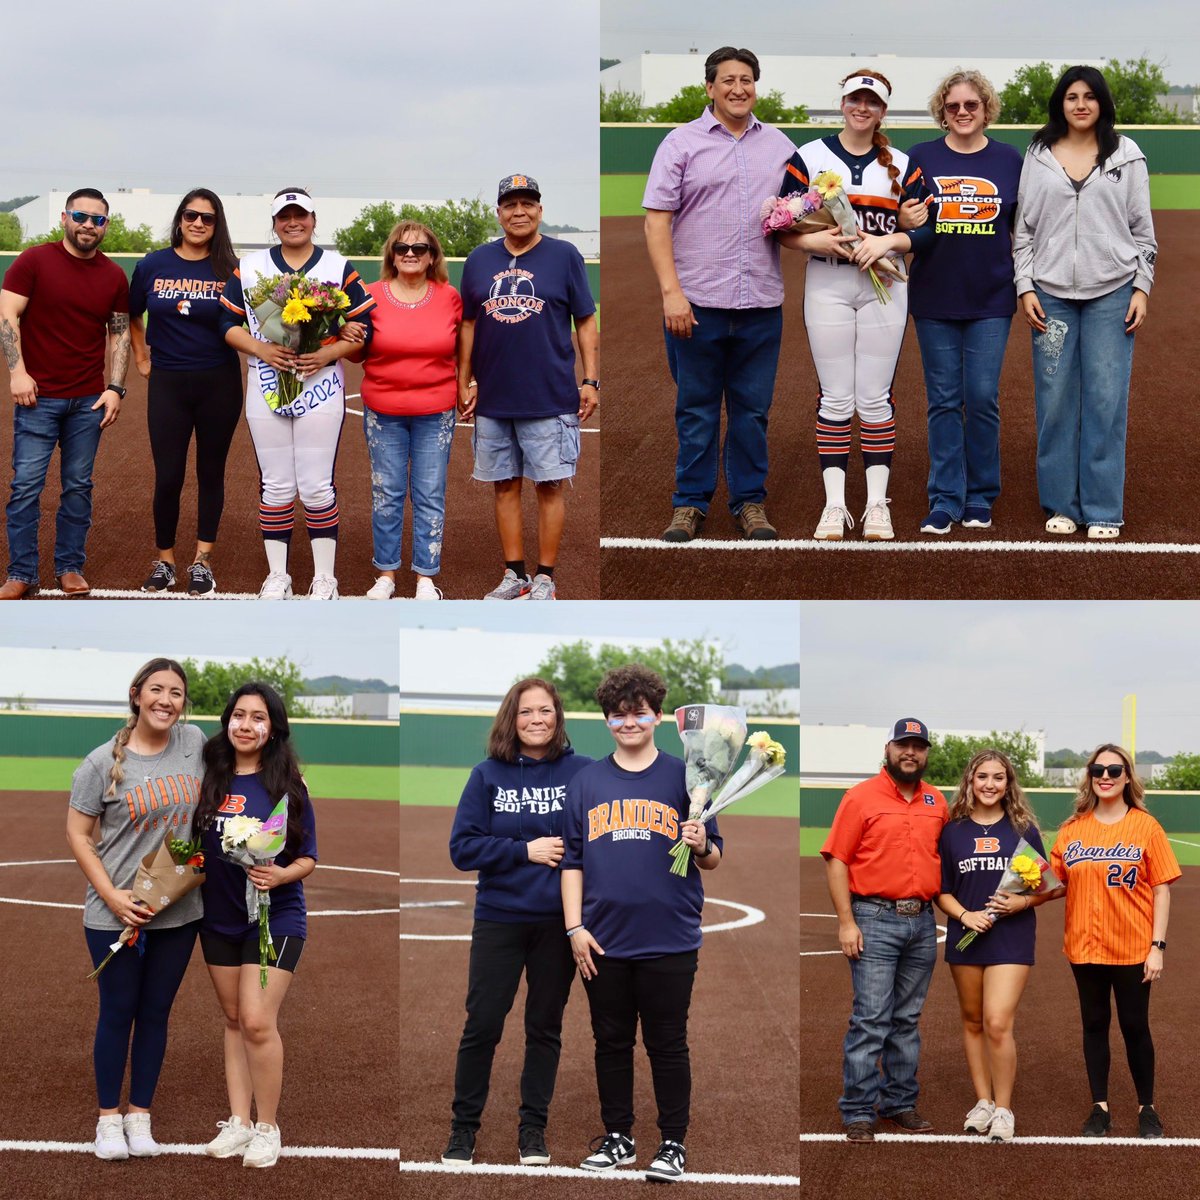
[1049, 744, 1180, 1139]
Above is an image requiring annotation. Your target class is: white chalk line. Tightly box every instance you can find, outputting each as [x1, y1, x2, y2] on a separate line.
[399, 1161, 800, 1184]
[798, 1132, 1200, 1147]
[1168, 836, 1200, 849]
[0, 1139, 395, 1159]
[601, 536, 1200, 554]
[800, 912, 948, 957]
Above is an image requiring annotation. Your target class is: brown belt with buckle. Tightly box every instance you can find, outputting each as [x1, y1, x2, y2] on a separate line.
[852, 894, 929, 916]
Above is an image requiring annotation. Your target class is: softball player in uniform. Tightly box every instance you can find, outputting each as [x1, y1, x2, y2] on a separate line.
[220, 189, 374, 600]
[778, 72, 931, 541]
[1049, 744, 1180, 1139]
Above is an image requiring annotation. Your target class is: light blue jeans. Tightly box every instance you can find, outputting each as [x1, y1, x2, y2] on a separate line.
[840, 900, 937, 1125]
[1031, 282, 1135, 527]
[363, 407, 455, 575]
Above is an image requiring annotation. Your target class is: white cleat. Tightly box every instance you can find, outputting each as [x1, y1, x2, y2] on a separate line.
[814, 505, 854, 541]
[861, 500, 894, 541]
[258, 571, 293, 600]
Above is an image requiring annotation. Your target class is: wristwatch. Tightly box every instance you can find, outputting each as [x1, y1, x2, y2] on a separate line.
[580, 378, 600, 390]
[106, 382, 127, 399]
[697, 837, 713, 859]
[1151, 940, 1166, 950]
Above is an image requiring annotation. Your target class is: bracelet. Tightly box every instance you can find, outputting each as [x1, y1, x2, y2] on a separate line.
[566, 925, 585, 938]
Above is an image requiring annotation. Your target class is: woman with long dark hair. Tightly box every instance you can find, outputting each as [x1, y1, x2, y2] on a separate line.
[130, 189, 242, 595]
[193, 682, 317, 1168]
[1013, 67, 1157, 540]
[442, 678, 593, 1168]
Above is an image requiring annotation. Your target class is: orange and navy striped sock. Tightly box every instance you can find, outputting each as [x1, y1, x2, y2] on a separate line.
[861, 416, 895, 469]
[260, 500, 294, 542]
[817, 415, 852, 472]
[304, 499, 340, 541]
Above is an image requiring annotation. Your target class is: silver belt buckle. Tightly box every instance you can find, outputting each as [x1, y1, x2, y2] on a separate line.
[895, 899, 921, 916]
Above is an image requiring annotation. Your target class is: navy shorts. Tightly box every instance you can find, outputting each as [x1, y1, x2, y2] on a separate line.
[200, 927, 305, 973]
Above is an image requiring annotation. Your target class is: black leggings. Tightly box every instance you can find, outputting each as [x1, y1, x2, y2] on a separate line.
[147, 361, 243, 547]
[1070, 962, 1155, 1105]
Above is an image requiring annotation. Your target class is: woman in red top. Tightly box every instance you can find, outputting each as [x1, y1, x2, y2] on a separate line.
[359, 222, 464, 599]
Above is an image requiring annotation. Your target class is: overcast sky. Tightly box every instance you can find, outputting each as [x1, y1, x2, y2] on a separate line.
[800, 602, 1200, 754]
[601, 1, 1199, 87]
[3, 0, 598, 229]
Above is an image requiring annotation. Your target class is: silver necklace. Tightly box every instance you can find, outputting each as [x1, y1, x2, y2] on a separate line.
[129, 728, 172, 782]
[972, 806, 1003, 836]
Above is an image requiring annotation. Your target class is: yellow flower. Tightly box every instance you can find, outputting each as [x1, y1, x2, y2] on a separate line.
[747, 731, 772, 753]
[813, 170, 843, 199]
[1011, 855, 1034, 873]
[281, 298, 312, 324]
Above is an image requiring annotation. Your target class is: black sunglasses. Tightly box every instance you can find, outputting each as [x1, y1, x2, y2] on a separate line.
[394, 242, 430, 258]
[1088, 763, 1126, 779]
[66, 210, 108, 227]
[181, 209, 217, 227]
[945, 100, 981, 115]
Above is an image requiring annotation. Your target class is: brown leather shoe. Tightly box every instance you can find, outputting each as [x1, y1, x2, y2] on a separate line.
[883, 1109, 933, 1132]
[845, 1121, 876, 1143]
[0, 578, 37, 600]
[662, 506, 704, 543]
[735, 502, 778, 540]
[57, 571, 91, 596]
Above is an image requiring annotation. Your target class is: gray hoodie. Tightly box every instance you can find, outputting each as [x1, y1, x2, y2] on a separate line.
[1013, 135, 1156, 301]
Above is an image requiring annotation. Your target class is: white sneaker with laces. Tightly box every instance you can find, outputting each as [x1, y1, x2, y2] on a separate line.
[95, 1115, 128, 1161]
[814, 505, 854, 541]
[645, 1139, 687, 1182]
[242, 1121, 282, 1168]
[862, 500, 894, 541]
[258, 571, 293, 600]
[415, 575, 443, 600]
[123, 1111, 162, 1157]
[308, 574, 339, 600]
[206, 1115, 256, 1158]
[527, 573, 557, 600]
[963, 1098, 995, 1134]
[365, 575, 395, 600]
[989, 1107, 1015, 1143]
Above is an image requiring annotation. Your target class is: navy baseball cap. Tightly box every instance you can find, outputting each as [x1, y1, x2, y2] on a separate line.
[498, 174, 541, 203]
[889, 718, 931, 745]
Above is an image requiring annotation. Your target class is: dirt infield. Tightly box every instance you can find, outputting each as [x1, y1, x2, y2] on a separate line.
[800, 859, 1200, 1198]
[400, 806, 800, 1197]
[599, 213, 1200, 600]
[0, 354, 599, 601]
[0, 791, 399, 1199]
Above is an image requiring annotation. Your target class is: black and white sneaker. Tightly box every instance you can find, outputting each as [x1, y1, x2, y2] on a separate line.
[518, 1124, 550, 1165]
[440, 1127, 475, 1165]
[140, 560, 175, 592]
[645, 1140, 686, 1183]
[580, 1132, 635, 1171]
[187, 561, 216, 596]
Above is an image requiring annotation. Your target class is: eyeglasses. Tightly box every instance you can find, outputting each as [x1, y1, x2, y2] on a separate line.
[606, 715, 657, 729]
[394, 242, 430, 258]
[1088, 764, 1126, 779]
[66, 210, 108, 227]
[181, 209, 217, 227]
[945, 100, 981, 115]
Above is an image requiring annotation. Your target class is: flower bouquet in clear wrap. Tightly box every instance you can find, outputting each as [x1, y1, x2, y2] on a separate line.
[220, 798, 289, 987]
[86, 834, 205, 980]
[955, 837, 1062, 952]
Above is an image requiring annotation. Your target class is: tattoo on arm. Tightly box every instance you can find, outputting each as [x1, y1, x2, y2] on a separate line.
[0, 317, 19, 370]
[109, 312, 130, 335]
[110, 313, 131, 385]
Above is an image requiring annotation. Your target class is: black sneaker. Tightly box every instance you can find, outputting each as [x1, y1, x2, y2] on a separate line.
[645, 1140, 686, 1183]
[140, 560, 175, 592]
[580, 1132, 635, 1171]
[518, 1125, 550, 1165]
[1081, 1104, 1111, 1137]
[187, 561, 216, 596]
[1138, 1106, 1164, 1139]
[441, 1127, 475, 1165]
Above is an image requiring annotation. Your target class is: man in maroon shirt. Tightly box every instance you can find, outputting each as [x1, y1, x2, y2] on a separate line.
[0, 187, 130, 598]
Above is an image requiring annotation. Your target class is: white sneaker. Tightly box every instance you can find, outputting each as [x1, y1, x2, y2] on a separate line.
[814, 505, 854, 541]
[527, 573, 557, 600]
[415, 575, 443, 600]
[122, 1111, 161, 1157]
[206, 1115, 256, 1158]
[242, 1121, 282, 1168]
[258, 571, 293, 600]
[365, 575, 395, 600]
[862, 500, 894, 541]
[963, 1098, 995, 1134]
[308, 573, 339, 600]
[989, 1107, 1015, 1143]
[95, 1115, 128, 1161]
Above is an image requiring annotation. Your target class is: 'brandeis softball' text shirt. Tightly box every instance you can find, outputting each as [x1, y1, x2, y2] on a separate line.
[562, 752, 723, 960]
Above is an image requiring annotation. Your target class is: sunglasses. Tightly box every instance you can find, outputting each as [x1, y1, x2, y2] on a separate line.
[181, 209, 217, 227]
[66, 210, 108, 227]
[394, 242, 430, 258]
[606, 714, 657, 729]
[945, 100, 981, 115]
[1088, 764, 1126, 779]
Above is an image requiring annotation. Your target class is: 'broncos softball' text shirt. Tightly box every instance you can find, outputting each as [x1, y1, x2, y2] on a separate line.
[200, 773, 318, 939]
[562, 752, 723, 960]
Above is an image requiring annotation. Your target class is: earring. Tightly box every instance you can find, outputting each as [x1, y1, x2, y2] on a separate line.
[941, 119, 949, 130]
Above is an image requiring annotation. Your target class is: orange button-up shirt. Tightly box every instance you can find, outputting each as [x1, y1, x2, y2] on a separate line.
[821, 769, 949, 901]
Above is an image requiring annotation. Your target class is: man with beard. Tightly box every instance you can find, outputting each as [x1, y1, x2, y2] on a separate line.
[821, 718, 948, 1142]
[0, 187, 129, 598]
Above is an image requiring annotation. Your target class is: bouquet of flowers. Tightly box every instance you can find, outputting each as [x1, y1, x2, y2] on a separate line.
[955, 837, 1062, 952]
[220, 798, 289, 987]
[245, 272, 351, 411]
[86, 834, 205, 980]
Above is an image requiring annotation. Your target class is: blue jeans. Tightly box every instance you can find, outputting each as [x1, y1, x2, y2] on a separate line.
[915, 316, 1010, 518]
[6, 395, 104, 583]
[1031, 283, 1135, 527]
[665, 305, 782, 514]
[840, 900, 937, 1125]
[363, 407, 455, 574]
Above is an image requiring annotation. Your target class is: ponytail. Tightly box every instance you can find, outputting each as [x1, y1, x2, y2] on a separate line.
[872, 128, 902, 198]
[107, 715, 137, 798]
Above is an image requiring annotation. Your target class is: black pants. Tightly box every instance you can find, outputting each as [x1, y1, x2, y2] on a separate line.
[582, 949, 698, 1143]
[1071, 962, 1155, 1105]
[451, 918, 575, 1132]
[147, 361, 243, 547]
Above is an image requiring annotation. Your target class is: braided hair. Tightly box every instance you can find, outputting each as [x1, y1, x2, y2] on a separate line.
[107, 658, 190, 797]
[841, 70, 901, 198]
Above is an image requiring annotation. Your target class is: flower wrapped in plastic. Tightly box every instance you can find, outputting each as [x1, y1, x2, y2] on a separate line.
[955, 837, 1062, 952]
[220, 798, 289, 987]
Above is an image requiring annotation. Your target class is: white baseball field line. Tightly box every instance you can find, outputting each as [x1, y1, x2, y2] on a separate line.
[601, 537, 1200, 554]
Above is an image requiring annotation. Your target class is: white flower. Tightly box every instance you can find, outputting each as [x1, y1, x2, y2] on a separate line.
[221, 815, 263, 850]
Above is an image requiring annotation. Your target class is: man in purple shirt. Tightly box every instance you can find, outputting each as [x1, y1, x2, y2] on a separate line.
[644, 47, 796, 543]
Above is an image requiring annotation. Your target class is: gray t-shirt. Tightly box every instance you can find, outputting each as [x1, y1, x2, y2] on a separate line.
[70, 722, 206, 931]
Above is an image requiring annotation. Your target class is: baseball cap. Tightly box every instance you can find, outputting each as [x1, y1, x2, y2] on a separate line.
[889, 718, 930, 745]
[842, 74, 891, 106]
[497, 174, 541, 203]
[271, 189, 316, 217]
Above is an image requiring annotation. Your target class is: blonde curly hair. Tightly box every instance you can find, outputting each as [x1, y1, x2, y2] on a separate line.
[929, 69, 1001, 129]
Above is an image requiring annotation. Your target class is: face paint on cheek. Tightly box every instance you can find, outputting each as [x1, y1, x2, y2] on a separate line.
[227, 715, 244, 749]
[253, 721, 268, 749]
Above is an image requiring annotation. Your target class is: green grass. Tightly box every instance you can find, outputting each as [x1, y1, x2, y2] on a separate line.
[402, 765, 798, 817]
[1150, 175, 1200, 209]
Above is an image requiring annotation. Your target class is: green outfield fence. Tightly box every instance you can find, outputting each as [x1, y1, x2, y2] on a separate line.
[400, 709, 799, 773]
